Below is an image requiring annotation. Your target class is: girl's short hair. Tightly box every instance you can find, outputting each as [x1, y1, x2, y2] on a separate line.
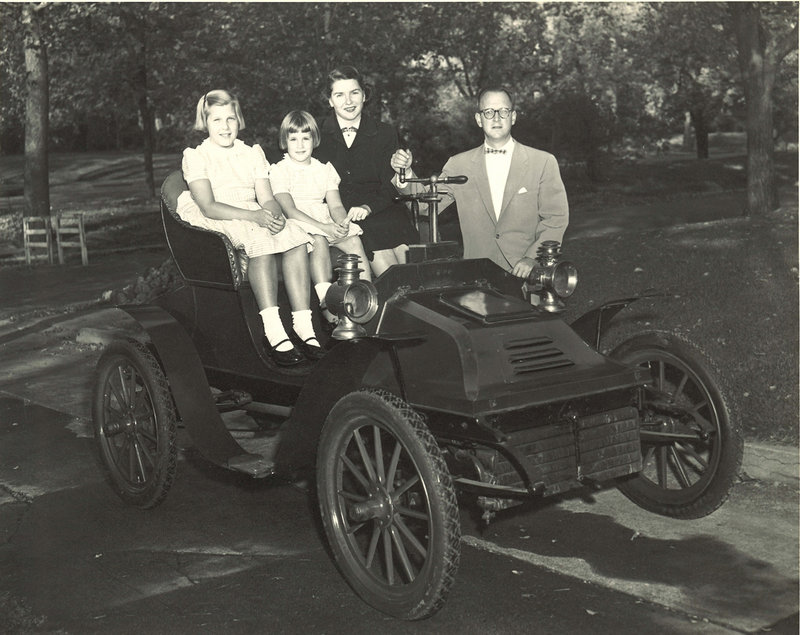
[193, 90, 246, 131]
[326, 65, 364, 95]
[279, 110, 320, 150]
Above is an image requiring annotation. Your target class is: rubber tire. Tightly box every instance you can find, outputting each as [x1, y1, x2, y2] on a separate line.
[316, 389, 461, 620]
[92, 339, 177, 509]
[611, 331, 743, 519]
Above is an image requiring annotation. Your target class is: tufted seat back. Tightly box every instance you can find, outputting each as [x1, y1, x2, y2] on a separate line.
[160, 171, 249, 289]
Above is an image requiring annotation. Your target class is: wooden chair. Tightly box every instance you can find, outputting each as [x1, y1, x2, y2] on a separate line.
[23, 216, 54, 265]
[55, 212, 88, 265]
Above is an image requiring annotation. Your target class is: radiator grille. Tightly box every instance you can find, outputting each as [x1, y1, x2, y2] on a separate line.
[504, 336, 575, 375]
[477, 407, 641, 496]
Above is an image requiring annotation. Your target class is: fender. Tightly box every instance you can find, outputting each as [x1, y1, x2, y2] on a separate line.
[570, 290, 663, 349]
[275, 337, 397, 474]
[119, 304, 265, 473]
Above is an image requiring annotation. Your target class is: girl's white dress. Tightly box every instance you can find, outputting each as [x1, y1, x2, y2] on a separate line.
[269, 156, 363, 244]
[176, 139, 312, 258]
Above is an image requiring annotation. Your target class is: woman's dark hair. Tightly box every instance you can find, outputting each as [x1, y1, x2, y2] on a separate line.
[326, 65, 365, 96]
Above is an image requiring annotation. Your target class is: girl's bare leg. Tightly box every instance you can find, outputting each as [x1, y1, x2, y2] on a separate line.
[309, 234, 332, 285]
[248, 254, 296, 356]
[247, 254, 279, 309]
[281, 245, 311, 310]
[337, 237, 372, 281]
[308, 236, 337, 323]
[283, 245, 324, 358]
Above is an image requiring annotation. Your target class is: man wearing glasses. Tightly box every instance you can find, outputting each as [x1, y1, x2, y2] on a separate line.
[392, 87, 569, 281]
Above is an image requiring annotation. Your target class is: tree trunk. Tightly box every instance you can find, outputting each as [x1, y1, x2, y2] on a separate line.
[134, 15, 155, 198]
[691, 109, 709, 159]
[22, 3, 50, 218]
[682, 112, 695, 152]
[137, 86, 155, 198]
[743, 69, 777, 215]
[730, 2, 779, 216]
[548, 120, 560, 159]
[114, 111, 122, 150]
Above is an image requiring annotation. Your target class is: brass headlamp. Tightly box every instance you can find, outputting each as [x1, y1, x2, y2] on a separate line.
[325, 254, 379, 340]
[527, 241, 578, 313]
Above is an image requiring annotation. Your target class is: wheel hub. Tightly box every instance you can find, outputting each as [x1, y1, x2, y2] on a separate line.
[103, 410, 137, 437]
[348, 485, 394, 526]
[123, 411, 137, 436]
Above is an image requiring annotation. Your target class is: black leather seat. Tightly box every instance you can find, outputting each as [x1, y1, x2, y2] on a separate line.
[160, 171, 249, 289]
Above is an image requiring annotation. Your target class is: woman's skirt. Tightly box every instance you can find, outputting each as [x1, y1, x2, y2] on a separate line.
[357, 203, 419, 257]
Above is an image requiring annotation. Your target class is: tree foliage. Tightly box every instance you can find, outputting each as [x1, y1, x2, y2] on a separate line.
[636, 3, 740, 158]
[0, 2, 796, 214]
[0, 3, 25, 154]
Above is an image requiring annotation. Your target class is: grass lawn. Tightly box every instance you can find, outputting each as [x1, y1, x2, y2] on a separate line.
[565, 197, 798, 445]
[0, 140, 797, 445]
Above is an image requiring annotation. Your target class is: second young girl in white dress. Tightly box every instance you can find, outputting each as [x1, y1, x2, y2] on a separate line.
[270, 110, 371, 323]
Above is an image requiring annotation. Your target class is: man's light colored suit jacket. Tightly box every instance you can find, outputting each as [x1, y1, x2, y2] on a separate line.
[440, 141, 569, 272]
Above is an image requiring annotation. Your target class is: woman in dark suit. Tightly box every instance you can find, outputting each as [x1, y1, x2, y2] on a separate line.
[314, 66, 418, 276]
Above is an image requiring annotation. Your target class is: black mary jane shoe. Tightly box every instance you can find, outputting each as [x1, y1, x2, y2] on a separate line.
[300, 337, 326, 362]
[270, 339, 304, 367]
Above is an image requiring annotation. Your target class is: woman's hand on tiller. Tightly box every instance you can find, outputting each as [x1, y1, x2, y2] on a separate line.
[390, 149, 413, 174]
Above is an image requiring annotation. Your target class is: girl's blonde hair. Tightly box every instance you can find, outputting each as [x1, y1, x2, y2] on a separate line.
[193, 90, 246, 131]
[279, 110, 320, 150]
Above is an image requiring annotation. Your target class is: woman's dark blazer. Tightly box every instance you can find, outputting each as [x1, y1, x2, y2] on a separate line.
[314, 113, 418, 255]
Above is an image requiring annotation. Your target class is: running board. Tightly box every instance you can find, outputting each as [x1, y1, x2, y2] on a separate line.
[229, 430, 282, 477]
[227, 453, 275, 478]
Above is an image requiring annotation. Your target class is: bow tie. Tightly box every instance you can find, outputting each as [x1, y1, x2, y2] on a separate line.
[485, 148, 507, 154]
[341, 126, 358, 134]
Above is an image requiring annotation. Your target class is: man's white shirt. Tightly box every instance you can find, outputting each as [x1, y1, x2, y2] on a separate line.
[485, 138, 515, 220]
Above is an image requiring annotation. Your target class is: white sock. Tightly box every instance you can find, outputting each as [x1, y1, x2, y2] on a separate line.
[260, 307, 293, 352]
[314, 282, 337, 323]
[292, 309, 319, 345]
[315, 282, 332, 305]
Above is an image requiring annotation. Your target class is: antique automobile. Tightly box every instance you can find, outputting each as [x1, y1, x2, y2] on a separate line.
[92, 170, 743, 621]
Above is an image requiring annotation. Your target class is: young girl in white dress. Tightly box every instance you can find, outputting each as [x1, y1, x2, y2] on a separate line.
[270, 111, 371, 322]
[176, 91, 324, 365]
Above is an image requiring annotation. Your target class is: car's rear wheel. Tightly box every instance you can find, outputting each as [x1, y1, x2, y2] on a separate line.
[316, 389, 460, 620]
[612, 331, 743, 519]
[93, 339, 177, 509]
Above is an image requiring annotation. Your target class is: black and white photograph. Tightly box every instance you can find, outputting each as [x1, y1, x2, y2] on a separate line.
[0, 2, 797, 633]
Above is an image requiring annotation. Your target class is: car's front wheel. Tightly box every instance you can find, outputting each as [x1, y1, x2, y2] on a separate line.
[316, 389, 460, 620]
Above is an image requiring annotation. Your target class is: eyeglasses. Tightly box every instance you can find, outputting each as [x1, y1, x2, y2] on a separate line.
[479, 107, 513, 120]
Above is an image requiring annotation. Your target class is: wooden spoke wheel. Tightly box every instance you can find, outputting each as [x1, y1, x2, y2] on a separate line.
[316, 389, 460, 620]
[612, 332, 743, 519]
[92, 339, 177, 509]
